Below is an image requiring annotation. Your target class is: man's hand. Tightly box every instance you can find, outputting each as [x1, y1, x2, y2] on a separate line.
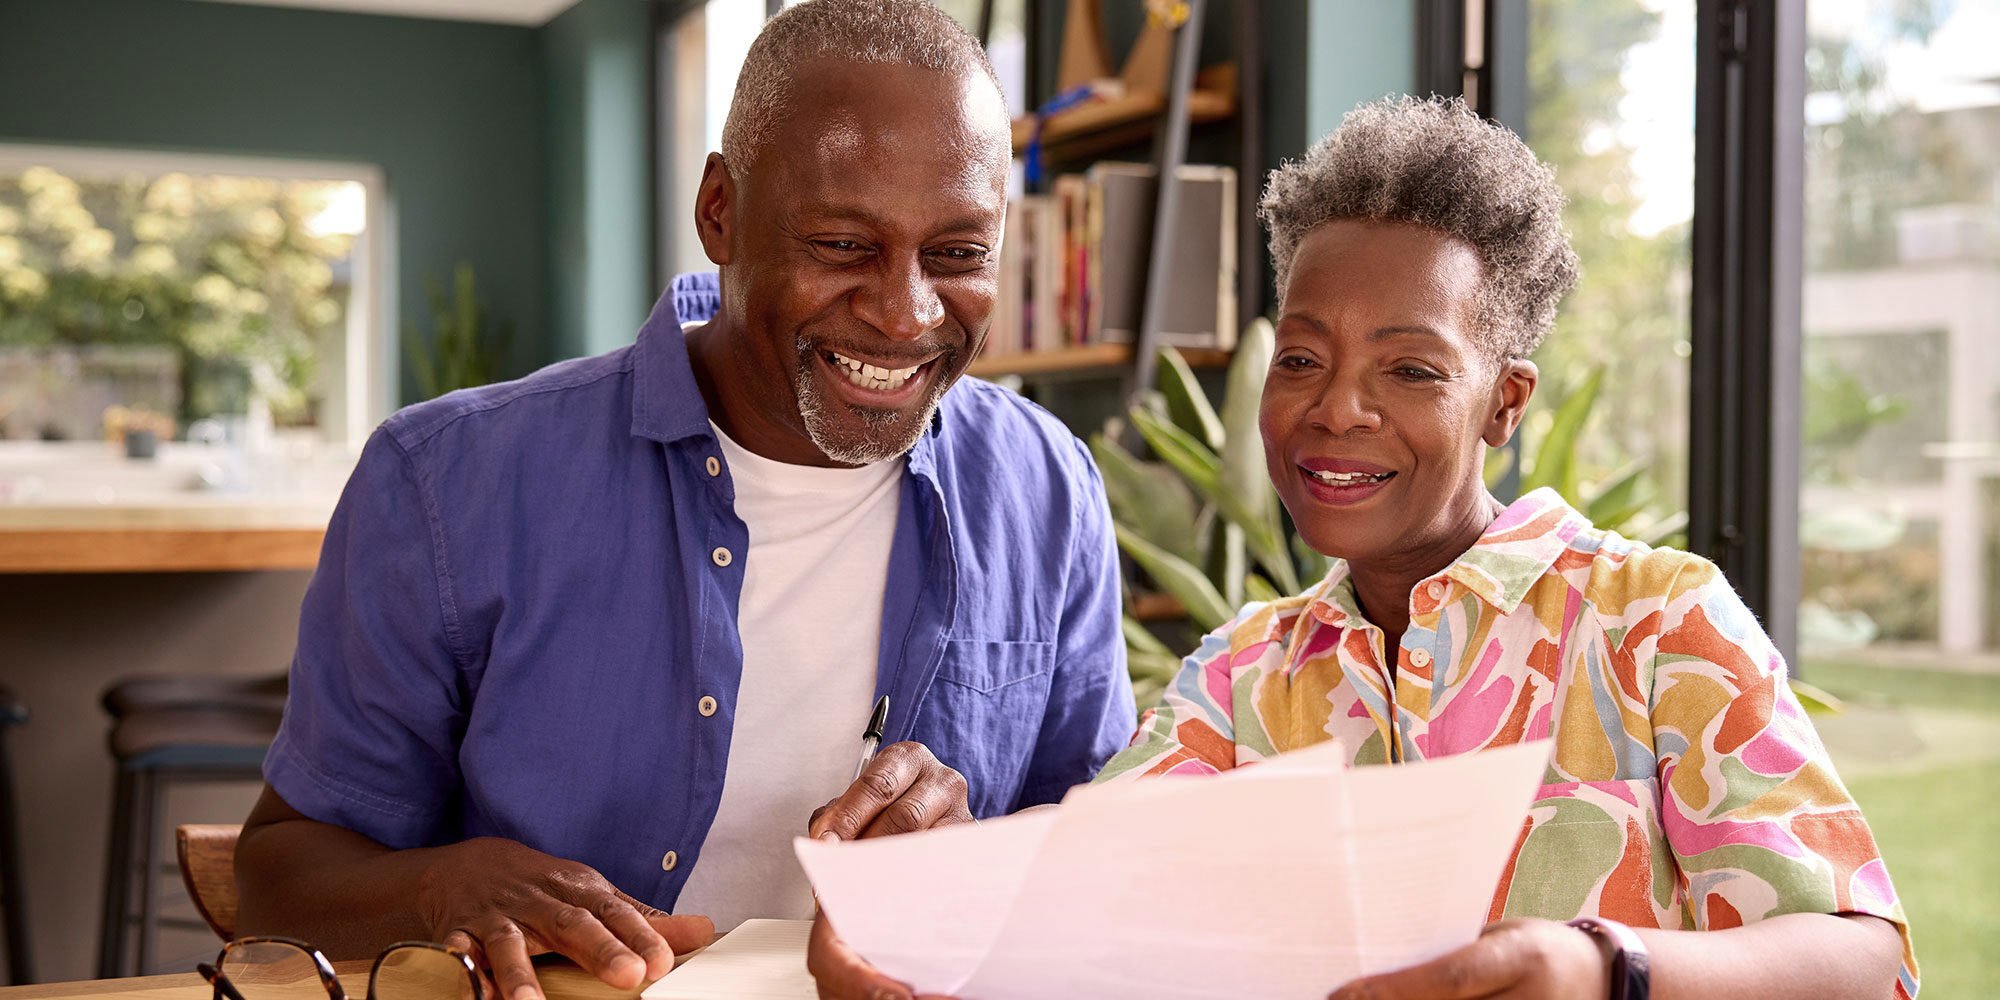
[806, 910, 958, 1000]
[808, 742, 974, 840]
[416, 837, 714, 1000]
[1327, 918, 1607, 999]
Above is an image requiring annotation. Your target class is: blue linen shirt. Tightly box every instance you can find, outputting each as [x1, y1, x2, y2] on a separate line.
[265, 274, 1135, 910]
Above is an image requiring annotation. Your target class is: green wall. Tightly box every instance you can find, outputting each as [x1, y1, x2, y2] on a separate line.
[541, 0, 656, 360]
[0, 0, 549, 401]
[1305, 0, 1417, 140]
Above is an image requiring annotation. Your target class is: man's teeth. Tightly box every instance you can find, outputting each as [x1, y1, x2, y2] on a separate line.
[1311, 469, 1392, 484]
[831, 352, 921, 390]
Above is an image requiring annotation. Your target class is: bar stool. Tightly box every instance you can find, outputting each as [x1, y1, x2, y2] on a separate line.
[95, 674, 285, 978]
[0, 684, 31, 985]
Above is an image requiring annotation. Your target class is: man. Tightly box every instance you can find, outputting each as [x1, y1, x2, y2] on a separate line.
[233, 3, 1133, 998]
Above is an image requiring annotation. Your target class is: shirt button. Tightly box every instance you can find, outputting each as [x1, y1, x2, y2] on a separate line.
[705, 456, 720, 477]
[698, 695, 718, 717]
[1426, 580, 1447, 600]
[1410, 648, 1434, 669]
[661, 850, 678, 872]
[711, 546, 732, 568]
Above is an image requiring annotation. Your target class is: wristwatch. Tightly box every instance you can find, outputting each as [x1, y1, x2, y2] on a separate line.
[1567, 917, 1650, 1000]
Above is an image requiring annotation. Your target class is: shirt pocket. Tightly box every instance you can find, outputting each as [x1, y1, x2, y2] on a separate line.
[1492, 778, 1681, 930]
[918, 639, 1057, 815]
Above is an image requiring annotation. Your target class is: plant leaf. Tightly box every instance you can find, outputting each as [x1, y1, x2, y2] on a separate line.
[1788, 678, 1846, 715]
[1091, 433, 1202, 563]
[1584, 462, 1651, 533]
[1156, 347, 1224, 450]
[1523, 365, 1604, 498]
[1244, 573, 1281, 604]
[1220, 317, 1293, 592]
[1113, 522, 1235, 631]
[1133, 408, 1299, 595]
[1122, 614, 1174, 656]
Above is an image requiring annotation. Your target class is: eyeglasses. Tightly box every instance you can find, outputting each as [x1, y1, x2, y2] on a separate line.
[197, 937, 482, 1000]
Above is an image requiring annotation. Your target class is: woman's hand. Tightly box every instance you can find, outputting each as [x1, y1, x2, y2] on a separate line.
[1328, 918, 1607, 999]
[806, 911, 958, 1000]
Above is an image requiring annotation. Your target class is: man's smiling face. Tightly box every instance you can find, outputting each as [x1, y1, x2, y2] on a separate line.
[706, 58, 1011, 466]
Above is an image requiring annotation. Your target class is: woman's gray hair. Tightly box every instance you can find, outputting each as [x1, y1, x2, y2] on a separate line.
[1259, 95, 1579, 359]
[720, 0, 1001, 178]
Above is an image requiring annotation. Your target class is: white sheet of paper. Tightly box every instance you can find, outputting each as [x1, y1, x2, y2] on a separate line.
[794, 740, 1552, 1000]
[794, 807, 1057, 992]
[641, 918, 816, 1000]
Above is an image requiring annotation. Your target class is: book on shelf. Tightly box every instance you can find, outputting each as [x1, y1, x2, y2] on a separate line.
[985, 162, 1237, 366]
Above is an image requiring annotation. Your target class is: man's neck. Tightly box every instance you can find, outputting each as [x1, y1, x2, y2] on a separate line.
[684, 317, 847, 468]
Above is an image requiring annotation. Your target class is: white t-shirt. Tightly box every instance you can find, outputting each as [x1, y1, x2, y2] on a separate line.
[670, 420, 902, 931]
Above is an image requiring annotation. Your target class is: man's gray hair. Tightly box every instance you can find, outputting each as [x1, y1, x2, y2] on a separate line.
[721, 0, 1001, 178]
[1259, 95, 1579, 359]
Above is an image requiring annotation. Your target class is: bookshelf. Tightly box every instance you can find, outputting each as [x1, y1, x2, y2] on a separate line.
[969, 344, 1230, 380]
[996, 0, 1263, 405]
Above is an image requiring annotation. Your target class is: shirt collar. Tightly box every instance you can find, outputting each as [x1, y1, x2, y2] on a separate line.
[1304, 487, 1588, 624]
[630, 273, 951, 467]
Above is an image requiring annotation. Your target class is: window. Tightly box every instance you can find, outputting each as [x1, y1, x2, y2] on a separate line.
[1519, 0, 1695, 544]
[0, 144, 389, 448]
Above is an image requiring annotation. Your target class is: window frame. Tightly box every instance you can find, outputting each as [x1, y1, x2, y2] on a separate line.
[0, 142, 397, 449]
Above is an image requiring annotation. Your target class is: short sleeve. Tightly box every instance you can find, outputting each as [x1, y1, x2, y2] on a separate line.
[1650, 562, 1917, 995]
[1092, 604, 1269, 783]
[1011, 438, 1137, 808]
[263, 429, 470, 849]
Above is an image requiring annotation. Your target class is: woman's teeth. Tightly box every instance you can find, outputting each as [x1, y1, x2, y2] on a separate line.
[830, 351, 921, 391]
[1310, 469, 1393, 484]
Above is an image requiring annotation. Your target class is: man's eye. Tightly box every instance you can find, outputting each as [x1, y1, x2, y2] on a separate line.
[1395, 366, 1443, 381]
[817, 240, 865, 254]
[931, 246, 989, 265]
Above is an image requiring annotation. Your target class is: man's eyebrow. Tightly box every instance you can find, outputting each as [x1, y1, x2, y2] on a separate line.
[793, 202, 998, 238]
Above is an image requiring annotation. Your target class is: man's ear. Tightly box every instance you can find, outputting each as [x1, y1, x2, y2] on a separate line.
[1481, 357, 1538, 448]
[694, 152, 735, 267]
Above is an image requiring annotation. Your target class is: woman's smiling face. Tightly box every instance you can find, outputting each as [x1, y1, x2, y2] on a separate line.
[1259, 219, 1537, 569]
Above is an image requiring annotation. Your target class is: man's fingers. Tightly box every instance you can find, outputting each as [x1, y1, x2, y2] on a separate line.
[808, 742, 925, 840]
[647, 913, 718, 961]
[519, 894, 648, 990]
[441, 929, 500, 1000]
[469, 918, 545, 1000]
[859, 766, 971, 839]
[807, 912, 913, 1000]
[580, 892, 673, 981]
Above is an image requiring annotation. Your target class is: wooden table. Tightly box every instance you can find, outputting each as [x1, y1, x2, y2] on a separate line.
[0, 960, 636, 999]
[0, 505, 331, 573]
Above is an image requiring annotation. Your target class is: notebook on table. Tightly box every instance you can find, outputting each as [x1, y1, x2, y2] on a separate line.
[642, 918, 816, 1000]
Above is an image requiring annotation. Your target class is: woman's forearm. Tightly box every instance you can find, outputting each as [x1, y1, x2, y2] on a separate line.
[1640, 912, 1904, 999]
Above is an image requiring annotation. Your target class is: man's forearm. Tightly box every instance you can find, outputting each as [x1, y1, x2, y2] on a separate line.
[234, 810, 447, 958]
[1642, 912, 1904, 999]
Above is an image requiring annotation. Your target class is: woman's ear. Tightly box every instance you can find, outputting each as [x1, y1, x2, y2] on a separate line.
[1481, 357, 1538, 448]
[694, 152, 735, 267]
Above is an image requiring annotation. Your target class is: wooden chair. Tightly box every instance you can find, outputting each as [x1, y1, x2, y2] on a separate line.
[175, 823, 242, 942]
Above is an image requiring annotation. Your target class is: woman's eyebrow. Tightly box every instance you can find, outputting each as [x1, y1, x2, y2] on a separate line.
[1367, 325, 1445, 341]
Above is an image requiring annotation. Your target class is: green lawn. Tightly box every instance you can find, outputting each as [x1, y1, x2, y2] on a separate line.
[1803, 658, 2000, 997]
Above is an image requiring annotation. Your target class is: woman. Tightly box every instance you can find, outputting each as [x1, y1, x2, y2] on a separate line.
[1091, 96, 1915, 999]
[810, 96, 1915, 999]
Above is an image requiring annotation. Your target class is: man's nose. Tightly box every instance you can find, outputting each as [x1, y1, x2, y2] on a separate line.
[854, 254, 945, 341]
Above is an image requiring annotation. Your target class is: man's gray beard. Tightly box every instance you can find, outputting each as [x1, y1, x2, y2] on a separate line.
[792, 339, 951, 465]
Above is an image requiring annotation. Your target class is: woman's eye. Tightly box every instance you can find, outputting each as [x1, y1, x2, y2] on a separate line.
[1274, 355, 1317, 371]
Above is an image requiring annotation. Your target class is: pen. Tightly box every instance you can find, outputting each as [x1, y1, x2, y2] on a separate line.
[853, 695, 890, 780]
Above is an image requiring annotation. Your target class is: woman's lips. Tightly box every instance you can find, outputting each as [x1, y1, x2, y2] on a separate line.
[1295, 464, 1396, 506]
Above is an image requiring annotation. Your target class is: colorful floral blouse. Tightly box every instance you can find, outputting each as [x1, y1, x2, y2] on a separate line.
[1097, 489, 1918, 996]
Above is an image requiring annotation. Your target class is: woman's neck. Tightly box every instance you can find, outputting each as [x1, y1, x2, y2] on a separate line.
[1346, 489, 1505, 645]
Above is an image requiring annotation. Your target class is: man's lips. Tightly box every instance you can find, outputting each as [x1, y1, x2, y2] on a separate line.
[815, 348, 939, 406]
